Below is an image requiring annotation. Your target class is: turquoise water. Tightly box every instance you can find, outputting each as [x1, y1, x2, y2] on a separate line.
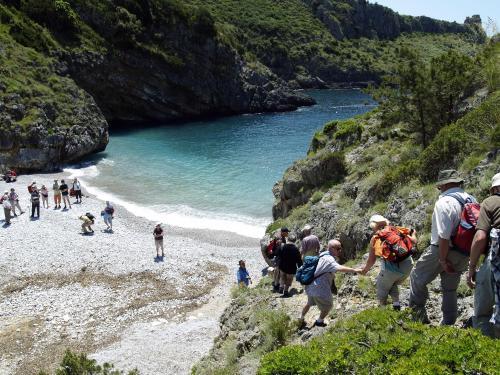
[71, 90, 376, 237]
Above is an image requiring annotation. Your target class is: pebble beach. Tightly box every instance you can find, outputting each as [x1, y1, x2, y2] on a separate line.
[0, 172, 264, 375]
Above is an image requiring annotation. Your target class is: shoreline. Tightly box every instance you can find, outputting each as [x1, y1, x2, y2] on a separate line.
[0, 171, 264, 375]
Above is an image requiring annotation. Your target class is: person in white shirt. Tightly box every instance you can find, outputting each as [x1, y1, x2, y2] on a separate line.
[299, 239, 362, 328]
[73, 178, 82, 203]
[409, 169, 476, 325]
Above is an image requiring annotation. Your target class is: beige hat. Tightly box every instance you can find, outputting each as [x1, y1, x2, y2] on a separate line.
[491, 173, 500, 188]
[436, 169, 464, 187]
[369, 214, 389, 229]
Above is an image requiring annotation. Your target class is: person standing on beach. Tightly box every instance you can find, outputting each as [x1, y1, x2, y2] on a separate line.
[8, 188, 24, 216]
[30, 188, 40, 218]
[59, 179, 71, 209]
[40, 185, 49, 209]
[2, 191, 12, 225]
[73, 178, 82, 204]
[103, 201, 114, 232]
[153, 224, 165, 260]
[53, 180, 61, 209]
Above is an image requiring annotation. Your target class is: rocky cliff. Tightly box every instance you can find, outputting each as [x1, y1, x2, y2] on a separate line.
[0, 0, 486, 171]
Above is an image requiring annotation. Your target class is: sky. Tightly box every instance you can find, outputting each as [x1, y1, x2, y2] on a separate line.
[371, 0, 499, 35]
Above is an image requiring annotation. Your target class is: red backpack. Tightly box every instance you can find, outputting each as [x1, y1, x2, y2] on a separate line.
[373, 226, 414, 263]
[450, 197, 480, 255]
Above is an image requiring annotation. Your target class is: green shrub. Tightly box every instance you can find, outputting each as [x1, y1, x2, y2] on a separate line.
[21, 0, 80, 33]
[256, 309, 294, 352]
[38, 350, 138, 375]
[258, 309, 500, 375]
[333, 118, 363, 141]
[310, 190, 324, 204]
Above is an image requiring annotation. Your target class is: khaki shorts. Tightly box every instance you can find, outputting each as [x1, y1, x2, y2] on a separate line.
[280, 272, 294, 287]
[307, 295, 333, 313]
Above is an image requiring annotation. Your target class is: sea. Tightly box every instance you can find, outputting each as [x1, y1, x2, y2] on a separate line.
[66, 89, 376, 238]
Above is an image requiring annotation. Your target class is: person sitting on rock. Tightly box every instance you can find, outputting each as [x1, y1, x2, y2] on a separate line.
[79, 213, 95, 234]
[300, 224, 320, 257]
[236, 260, 252, 287]
[360, 215, 417, 310]
[277, 234, 302, 297]
[299, 239, 362, 328]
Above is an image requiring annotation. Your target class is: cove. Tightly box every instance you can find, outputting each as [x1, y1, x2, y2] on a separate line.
[73, 89, 376, 238]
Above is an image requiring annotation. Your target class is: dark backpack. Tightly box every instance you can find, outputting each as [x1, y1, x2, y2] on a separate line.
[449, 195, 480, 255]
[86, 212, 95, 221]
[295, 254, 327, 285]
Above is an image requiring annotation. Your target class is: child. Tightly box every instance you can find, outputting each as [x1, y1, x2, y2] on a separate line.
[236, 260, 251, 287]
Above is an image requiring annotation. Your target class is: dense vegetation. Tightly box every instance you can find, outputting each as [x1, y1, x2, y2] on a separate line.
[258, 309, 500, 374]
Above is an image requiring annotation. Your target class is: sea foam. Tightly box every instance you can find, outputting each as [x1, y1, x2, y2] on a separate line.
[64, 165, 268, 239]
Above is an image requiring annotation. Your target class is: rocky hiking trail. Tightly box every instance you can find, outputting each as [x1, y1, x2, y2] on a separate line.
[0, 174, 263, 375]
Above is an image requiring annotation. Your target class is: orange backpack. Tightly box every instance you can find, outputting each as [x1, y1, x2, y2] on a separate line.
[373, 226, 413, 263]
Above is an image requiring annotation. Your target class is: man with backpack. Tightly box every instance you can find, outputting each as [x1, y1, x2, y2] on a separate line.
[277, 234, 302, 297]
[409, 169, 477, 325]
[467, 172, 500, 338]
[298, 239, 362, 328]
[360, 215, 417, 310]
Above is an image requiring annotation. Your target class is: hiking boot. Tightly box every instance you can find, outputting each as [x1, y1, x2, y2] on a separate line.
[313, 320, 327, 328]
[279, 287, 284, 294]
[282, 291, 291, 298]
[272, 285, 280, 293]
[297, 319, 307, 330]
[393, 304, 401, 311]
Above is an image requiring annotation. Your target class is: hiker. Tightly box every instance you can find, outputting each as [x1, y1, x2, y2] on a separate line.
[299, 239, 362, 327]
[8, 188, 24, 216]
[79, 213, 95, 233]
[301, 224, 320, 257]
[102, 201, 114, 231]
[59, 179, 71, 209]
[467, 172, 500, 338]
[2, 191, 12, 225]
[153, 223, 164, 260]
[272, 228, 289, 292]
[73, 178, 82, 203]
[360, 215, 417, 310]
[277, 234, 302, 297]
[237, 260, 252, 287]
[409, 169, 477, 325]
[3, 170, 16, 183]
[30, 187, 40, 218]
[40, 184, 49, 209]
[28, 181, 37, 193]
[53, 180, 61, 209]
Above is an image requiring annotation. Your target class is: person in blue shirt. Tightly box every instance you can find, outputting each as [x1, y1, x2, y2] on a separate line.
[237, 260, 251, 287]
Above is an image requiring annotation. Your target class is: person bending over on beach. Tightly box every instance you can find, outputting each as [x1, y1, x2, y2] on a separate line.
[8, 188, 23, 216]
[153, 224, 165, 260]
[40, 184, 49, 209]
[237, 260, 252, 287]
[53, 180, 61, 209]
[80, 213, 95, 234]
[59, 180, 71, 209]
[102, 201, 114, 232]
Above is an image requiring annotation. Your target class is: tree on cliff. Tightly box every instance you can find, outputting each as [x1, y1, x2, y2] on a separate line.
[373, 48, 477, 147]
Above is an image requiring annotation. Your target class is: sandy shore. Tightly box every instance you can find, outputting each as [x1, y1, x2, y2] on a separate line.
[0, 172, 264, 375]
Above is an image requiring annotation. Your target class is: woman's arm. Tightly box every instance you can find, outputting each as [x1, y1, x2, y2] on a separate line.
[360, 237, 377, 275]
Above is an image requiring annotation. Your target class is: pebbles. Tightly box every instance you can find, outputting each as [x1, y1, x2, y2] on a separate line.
[0, 172, 264, 374]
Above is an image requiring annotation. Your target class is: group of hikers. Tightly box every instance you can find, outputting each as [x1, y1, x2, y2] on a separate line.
[239, 169, 499, 337]
[0, 177, 115, 234]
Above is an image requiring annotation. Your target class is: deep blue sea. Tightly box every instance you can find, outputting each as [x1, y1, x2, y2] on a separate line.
[67, 90, 376, 237]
